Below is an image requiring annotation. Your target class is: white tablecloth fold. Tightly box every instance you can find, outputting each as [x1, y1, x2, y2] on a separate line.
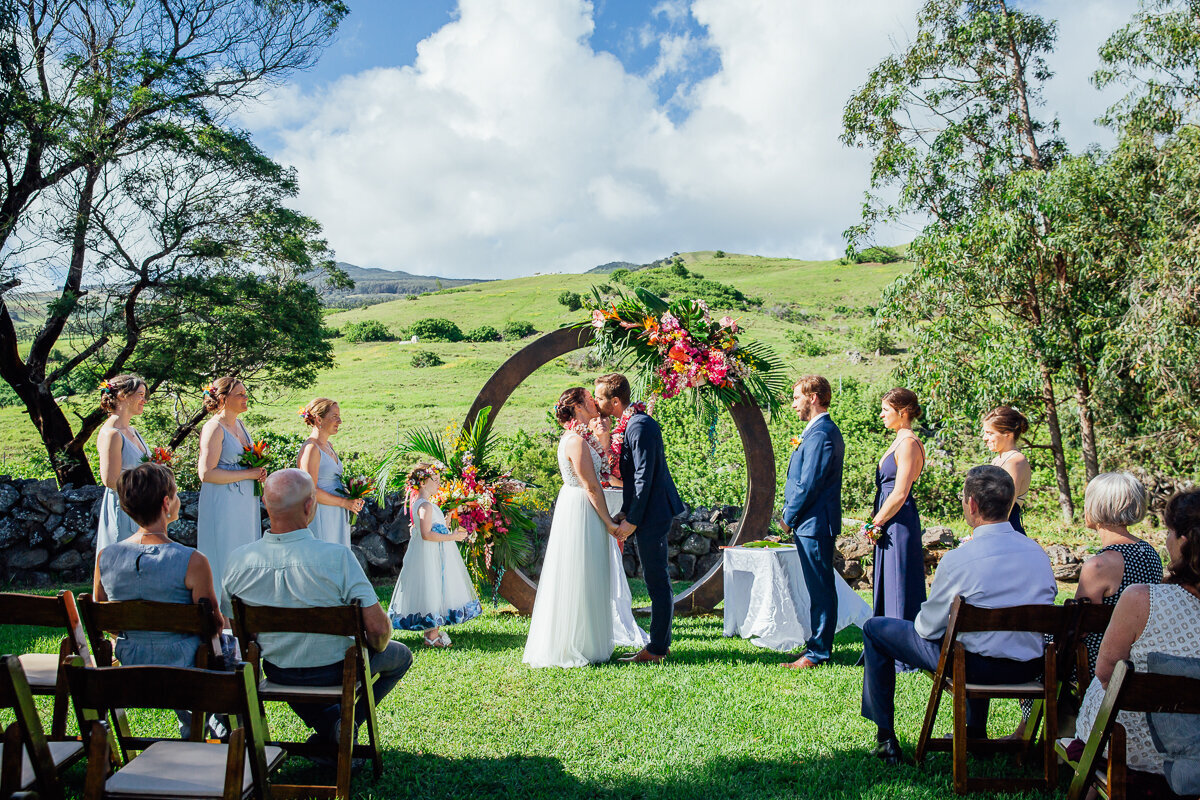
[722, 545, 872, 652]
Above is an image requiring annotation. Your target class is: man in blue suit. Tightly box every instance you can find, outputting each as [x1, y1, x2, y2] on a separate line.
[595, 373, 685, 664]
[780, 375, 845, 669]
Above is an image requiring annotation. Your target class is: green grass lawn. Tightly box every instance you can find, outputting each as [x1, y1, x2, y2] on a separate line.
[1, 581, 1067, 800]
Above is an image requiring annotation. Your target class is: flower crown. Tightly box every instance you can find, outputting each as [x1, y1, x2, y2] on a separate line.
[405, 464, 442, 493]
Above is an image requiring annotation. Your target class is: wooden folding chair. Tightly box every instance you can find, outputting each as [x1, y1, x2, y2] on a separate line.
[76, 594, 226, 760]
[1056, 659, 1200, 800]
[64, 658, 285, 800]
[0, 591, 94, 738]
[230, 597, 382, 800]
[0, 654, 85, 800]
[915, 596, 1071, 793]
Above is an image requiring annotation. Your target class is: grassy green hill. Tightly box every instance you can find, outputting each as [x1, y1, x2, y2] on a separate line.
[0, 252, 907, 465]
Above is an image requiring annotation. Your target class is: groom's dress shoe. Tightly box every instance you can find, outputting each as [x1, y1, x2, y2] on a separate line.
[782, 656, 823, 669]
[872, 738, 906, 766]
[618, 648, 666, 664]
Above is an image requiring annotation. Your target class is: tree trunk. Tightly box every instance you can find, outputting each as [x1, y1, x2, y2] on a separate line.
[169, 407, 209, 450]
[27, 383, 96, 486]
[1040, 364, 1074, 522]
[1074, 364, 1100, 482]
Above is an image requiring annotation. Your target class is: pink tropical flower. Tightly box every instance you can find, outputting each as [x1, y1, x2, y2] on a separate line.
[719, 315, 738, 332]
[591, 309, 607, 328]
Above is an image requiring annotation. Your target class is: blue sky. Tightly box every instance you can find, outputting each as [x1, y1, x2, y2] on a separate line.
[240, 0, 1136, 279]
[296, 0, 721, 113]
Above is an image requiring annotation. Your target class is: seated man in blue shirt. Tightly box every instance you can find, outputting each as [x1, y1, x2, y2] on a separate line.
[861, 465, 1057, 765]
[222, 469, 411, 748]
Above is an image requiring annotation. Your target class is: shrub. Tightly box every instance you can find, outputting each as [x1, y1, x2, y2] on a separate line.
[502, 320, 537, 340]
[786, 329, 827, 357]
[851, 245, 902, 264]
[671, 261, 689, 278]
[609, 268, 631, 285]
[557, 290, 583, 311]
[766, 304, 818, 324]
[855, 327, 898, 355]
[341, 320, 394, 343]
[464, 325, 501, 342]
[411, 350, 444, 368]
[405, 294, 418, 301]
[597, 283, 613, 294]
[408, 318, 463, 342]
[714, 250, 726, 258]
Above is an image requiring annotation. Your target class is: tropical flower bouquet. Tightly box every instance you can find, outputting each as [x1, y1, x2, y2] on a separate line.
[239, 440, 272, 497]
[581, 287, 786, 415]
[376, 407, 535, 595]
[338, 474, 377, 525]
[141, 447, 175, 466]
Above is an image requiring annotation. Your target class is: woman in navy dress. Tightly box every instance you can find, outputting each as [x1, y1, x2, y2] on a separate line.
[870, 388, 927, 635]
[982, 406, 1031, 534]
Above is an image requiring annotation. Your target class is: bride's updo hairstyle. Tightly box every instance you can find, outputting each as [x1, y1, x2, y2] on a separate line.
[98, 374, 147, 414]
[555, 387, 588, 425]
[202, 376, 241, 414]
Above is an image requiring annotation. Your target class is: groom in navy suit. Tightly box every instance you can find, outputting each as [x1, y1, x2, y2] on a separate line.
[780, 375, 845, 669]
[595, 373, 685, 664]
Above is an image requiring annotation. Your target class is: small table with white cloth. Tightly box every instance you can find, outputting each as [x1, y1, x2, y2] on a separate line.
[722, 544, 872, 651]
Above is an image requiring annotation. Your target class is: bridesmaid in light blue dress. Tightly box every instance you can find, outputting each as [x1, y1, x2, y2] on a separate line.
[297, 398, 361, 547]
[95, 374, 150, 557]
[196, 377, 265, 601]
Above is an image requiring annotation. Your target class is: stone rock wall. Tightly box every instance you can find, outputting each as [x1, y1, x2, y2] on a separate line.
[0, 475, 412, 586]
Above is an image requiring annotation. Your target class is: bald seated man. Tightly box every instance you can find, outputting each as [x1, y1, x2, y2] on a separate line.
[221, 468, 411, 749]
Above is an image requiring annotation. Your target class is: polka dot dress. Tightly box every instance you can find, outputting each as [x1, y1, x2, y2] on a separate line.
[1084, 540, 1164, 673]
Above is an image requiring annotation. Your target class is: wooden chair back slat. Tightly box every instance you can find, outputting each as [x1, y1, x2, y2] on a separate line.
[0, 592, 70, 629]
[231, 599, 364, 639]
[951, 601, 1069, 635]
[65, 663, 243, 715]
[77, 594, 222, 669]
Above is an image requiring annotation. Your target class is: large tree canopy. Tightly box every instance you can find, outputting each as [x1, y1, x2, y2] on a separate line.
[0, 0, 348, 485]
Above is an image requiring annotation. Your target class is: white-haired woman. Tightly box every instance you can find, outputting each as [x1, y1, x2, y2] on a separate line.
[1075, 471, 1163, 673]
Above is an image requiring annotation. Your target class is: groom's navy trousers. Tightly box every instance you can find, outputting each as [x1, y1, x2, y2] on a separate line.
[620, 412, 684, 657]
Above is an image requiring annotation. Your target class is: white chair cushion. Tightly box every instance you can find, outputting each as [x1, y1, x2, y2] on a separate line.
[963, 681, 1044, 693]
[18, 739, 83, 790]
[105, 741, 285, 798]
[258, 679, 358, 698]
[17, 653, 60, 690]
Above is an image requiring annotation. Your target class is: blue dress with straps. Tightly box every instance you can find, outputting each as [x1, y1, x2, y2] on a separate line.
[872, 448, 927, 625]
[95, 428, 149, 557]
[197, 420, 260, 602]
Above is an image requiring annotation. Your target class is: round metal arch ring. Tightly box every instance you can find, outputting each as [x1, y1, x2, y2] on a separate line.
[465, 325, 777, 616]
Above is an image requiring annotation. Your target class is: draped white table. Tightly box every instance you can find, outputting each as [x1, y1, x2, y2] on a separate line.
[722, 545, 873, 652]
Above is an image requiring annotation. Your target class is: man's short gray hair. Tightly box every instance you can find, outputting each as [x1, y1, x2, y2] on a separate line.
[263, 468, 314, 515]
[1084, 472, 1147, 528]
[963, 465, 1015, 522]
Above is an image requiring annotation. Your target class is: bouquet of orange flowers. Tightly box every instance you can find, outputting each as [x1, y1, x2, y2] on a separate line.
[338, 474, 376, 525]
[239, 440, 271, 497]
[140, 447, 175, 467]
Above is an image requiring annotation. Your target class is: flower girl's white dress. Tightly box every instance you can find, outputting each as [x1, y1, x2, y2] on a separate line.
[388, 498, 482, 631]
[523, 431, 616, 667]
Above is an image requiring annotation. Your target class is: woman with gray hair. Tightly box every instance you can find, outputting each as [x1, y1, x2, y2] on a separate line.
[1075, 471, 1163, 673]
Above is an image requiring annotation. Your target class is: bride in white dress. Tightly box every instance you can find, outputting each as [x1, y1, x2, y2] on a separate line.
[524, 388, 631, 668]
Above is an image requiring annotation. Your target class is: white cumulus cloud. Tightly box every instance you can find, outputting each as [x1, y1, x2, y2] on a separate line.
[239, 0, 1139, 279]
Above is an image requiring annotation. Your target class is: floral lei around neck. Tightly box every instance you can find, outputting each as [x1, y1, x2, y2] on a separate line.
[564, 419, 613, 484]
[608, 401, 648, 478]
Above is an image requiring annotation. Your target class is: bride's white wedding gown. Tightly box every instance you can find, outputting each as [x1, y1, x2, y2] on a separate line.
[605, 488, 651, 649]
[523, 432, 647, 667]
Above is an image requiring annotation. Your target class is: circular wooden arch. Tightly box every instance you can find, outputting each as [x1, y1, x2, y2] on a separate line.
[466, 325, 776, 616]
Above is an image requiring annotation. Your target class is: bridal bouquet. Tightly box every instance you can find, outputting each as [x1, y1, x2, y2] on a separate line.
[140, 446, 175, 467]
[338, 474, 377, 525]
[581, 287, 786, 415]
[238, 440, 272, 497]
[377, 406, 535, 592]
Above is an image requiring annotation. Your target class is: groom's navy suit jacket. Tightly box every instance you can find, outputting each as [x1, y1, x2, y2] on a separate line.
[781, 414, 845, 539]
[619, 412, 685, 532]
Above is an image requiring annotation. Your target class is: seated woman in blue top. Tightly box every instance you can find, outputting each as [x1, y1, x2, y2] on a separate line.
[93, 463, 225, 733]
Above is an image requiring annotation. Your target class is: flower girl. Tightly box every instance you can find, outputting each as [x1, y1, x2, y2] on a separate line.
[388, 464, 482, 647]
